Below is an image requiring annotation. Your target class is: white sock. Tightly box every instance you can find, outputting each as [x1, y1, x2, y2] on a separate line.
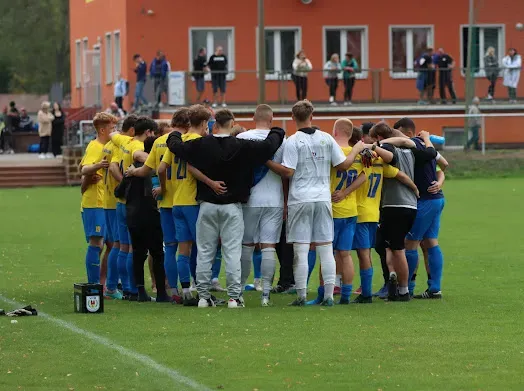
[182, 287, 190, 294]
[390, 271, 397, 279]
[261, 248, 277, 296]
[399, 286, 409, 295]
[324, 284, 335, 301]
[297, 288, 307, 299]
[317, 243, 336, 286]
[335, 274, 342, 288]
[211, 278, 218, 284]
[240, 245, 254, 286]
[293, 243, 309, 291]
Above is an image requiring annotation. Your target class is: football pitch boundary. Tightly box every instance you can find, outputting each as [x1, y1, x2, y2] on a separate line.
[0, 294, 211, 391]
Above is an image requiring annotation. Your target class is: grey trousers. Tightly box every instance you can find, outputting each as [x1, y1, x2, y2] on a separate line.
[196, 202, 244, 299]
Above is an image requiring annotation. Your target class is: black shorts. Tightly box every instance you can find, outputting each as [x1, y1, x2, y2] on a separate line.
[211, 74, 226, 93]
[377, 207, 417, 251]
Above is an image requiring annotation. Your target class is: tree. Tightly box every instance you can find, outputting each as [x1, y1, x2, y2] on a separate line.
[0, 0, 70, 95]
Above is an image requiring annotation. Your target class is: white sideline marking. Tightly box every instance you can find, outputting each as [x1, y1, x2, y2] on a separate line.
[0, 295, 210, 391]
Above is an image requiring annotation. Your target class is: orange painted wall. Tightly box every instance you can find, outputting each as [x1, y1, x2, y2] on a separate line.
[70, 0, 524, 108]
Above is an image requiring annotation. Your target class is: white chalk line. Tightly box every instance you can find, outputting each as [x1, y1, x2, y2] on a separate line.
[0, 294, 211, 391]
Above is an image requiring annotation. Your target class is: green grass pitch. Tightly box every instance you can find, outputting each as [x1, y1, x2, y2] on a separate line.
[1, 178, 523, 391]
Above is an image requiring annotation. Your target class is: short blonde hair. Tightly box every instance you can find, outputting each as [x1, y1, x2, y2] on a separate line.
[333, 118, 353, 137]
[41, 101, 50, 110]
[231, 125, 246, 137]
[93, 112, 118, 132]
[254, 104, 273, 123]
[292, 100, 314, 123]
[486, 46, 495, 56]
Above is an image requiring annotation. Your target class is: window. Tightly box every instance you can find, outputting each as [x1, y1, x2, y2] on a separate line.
[259, 28, 301, 79]
[324, 27, 368, 79]
[105, 33, 112, 84]
[390, 26, 433, 78]
[461, 25, 504, 77]
[113, 31, 121, 81]
[75, 40, 81, 88]
[189, 28, 235, 80]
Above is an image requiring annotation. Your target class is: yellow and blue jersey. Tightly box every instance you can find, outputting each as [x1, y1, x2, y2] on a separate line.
[145, 133, 174, 208]
[330, 146, 364, 219]
[161, 132, 201, 206]
[102, 140, 118, 210]
[80, 139, 105, 209]
[356, 157, 399, 223]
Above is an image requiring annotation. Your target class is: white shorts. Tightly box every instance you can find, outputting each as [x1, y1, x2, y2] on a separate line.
[242, 206, 284, 244]
[287, 201, 333, 244]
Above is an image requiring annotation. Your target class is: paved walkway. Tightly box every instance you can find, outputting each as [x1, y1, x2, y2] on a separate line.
[0, 153, 63, 167]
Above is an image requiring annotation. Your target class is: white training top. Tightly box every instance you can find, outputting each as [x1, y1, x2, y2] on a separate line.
[236, 129, 285, 208]
[282, 129, 346, 206]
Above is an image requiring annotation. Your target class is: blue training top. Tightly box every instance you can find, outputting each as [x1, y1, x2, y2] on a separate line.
[412, 138, 444, 200]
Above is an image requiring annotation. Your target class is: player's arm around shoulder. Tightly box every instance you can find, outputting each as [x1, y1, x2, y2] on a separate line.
[394, 170, 419, 198]
[274, 135, 297, 178]
[239, 127, 286, 167]
[80, 145, 108, 175]
[166, 131, 201, 164]
[334, 140, 365, 171]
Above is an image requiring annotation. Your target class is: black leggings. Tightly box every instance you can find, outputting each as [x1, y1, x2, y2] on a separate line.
[128, 215, 166, 295]
[39, 136, 50, 154]
[52, 129, 63, 157]
[293, 76, 308, 101]
[276, 221, 294, 288]
[343, 78, 355, 102]
[327, 78, 338, 99]
[487, 74, 497, 97]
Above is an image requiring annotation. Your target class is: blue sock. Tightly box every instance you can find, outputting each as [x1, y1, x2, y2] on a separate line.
[316, 285, 325, 302]
[164, 244, 178, 291]
[117, 250, 129, 291]
[212, 248, 222, 280]
[307, 250, 317, 283]
[85, 245, 101, 284]
[189, 244, 197, 281]
[106, 246, 120, 291]
[427, 245, 443, 292]
[127, 252, 137, 294]
[409, 274, 416, 296]
[341, 284, 353, 302]
[360, 268, 373, 298]
[253, 248, 262, 279]
[177, 254, 191, 284]
[405, 249, 419, 285]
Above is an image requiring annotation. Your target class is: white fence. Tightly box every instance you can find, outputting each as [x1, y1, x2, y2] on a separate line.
[78, 112, 524, 155]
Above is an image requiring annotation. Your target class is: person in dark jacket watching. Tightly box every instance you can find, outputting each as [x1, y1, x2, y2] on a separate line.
[208, 46, 228, 108]
[435, 48, 457, 104]
[150, 51, 169, 108]
[19, 108, 34, 131]
[123, 117, 169, 302]
[193, 48, 208, 102]
[133, 54, 148, 111]
[166, 108, 285, 308]
[51, 102, 65, 157]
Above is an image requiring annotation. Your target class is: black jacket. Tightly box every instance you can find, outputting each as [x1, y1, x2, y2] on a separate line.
[166, 128, 285, 204]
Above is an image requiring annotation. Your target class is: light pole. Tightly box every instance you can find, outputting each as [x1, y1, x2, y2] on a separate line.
[258, 0, 266, 104]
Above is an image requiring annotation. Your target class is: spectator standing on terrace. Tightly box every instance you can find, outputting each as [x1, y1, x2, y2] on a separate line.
[292, 50, 312, 101]
[484, 47, 499, 101]
[114, 73, 128, 110]
[193, 48, 209, 103]
[502, 48, 521, 104]
[435, 48, 457, 104]
[466, 97, 482, 151]
[133, 54, 148, 110]
[208, 46, 228, 108]
[416, 48, 434, 105]
[324, 53, 341, 106]
[0, 107, 14, 154]
[341, 53, 359, 106]
[37, 101, 54, 159]
[150, 51, 169, 107]
[51, 102, 65, 158]
[106, 102, 125, 119]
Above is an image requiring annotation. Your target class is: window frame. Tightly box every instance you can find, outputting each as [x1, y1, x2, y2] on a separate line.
[104, 32, 113, 85]
[113, 30, 121, 82]
[459, 24, 505, 78]
[322, 25, 369, 80]
[389, 25, 435, 79]
[188, 27, 235, 81]
[256, 26, 302, 80]
[75, 39, 82, 88]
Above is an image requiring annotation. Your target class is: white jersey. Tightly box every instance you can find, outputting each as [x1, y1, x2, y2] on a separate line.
[236, 129, 285, 208]
[282, 129, 346, 206]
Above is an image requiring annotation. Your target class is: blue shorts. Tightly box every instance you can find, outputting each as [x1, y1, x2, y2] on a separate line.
[173, 205, 199, 243]
[406, 198, 445, 241]
[333, 217, 357, 251]
[82, 208, 105, 242]
[160, 207, 177, 244]
[353, 222, 378, 250]
[116, 202, 131, 245]
[104, 209, 118, 243]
